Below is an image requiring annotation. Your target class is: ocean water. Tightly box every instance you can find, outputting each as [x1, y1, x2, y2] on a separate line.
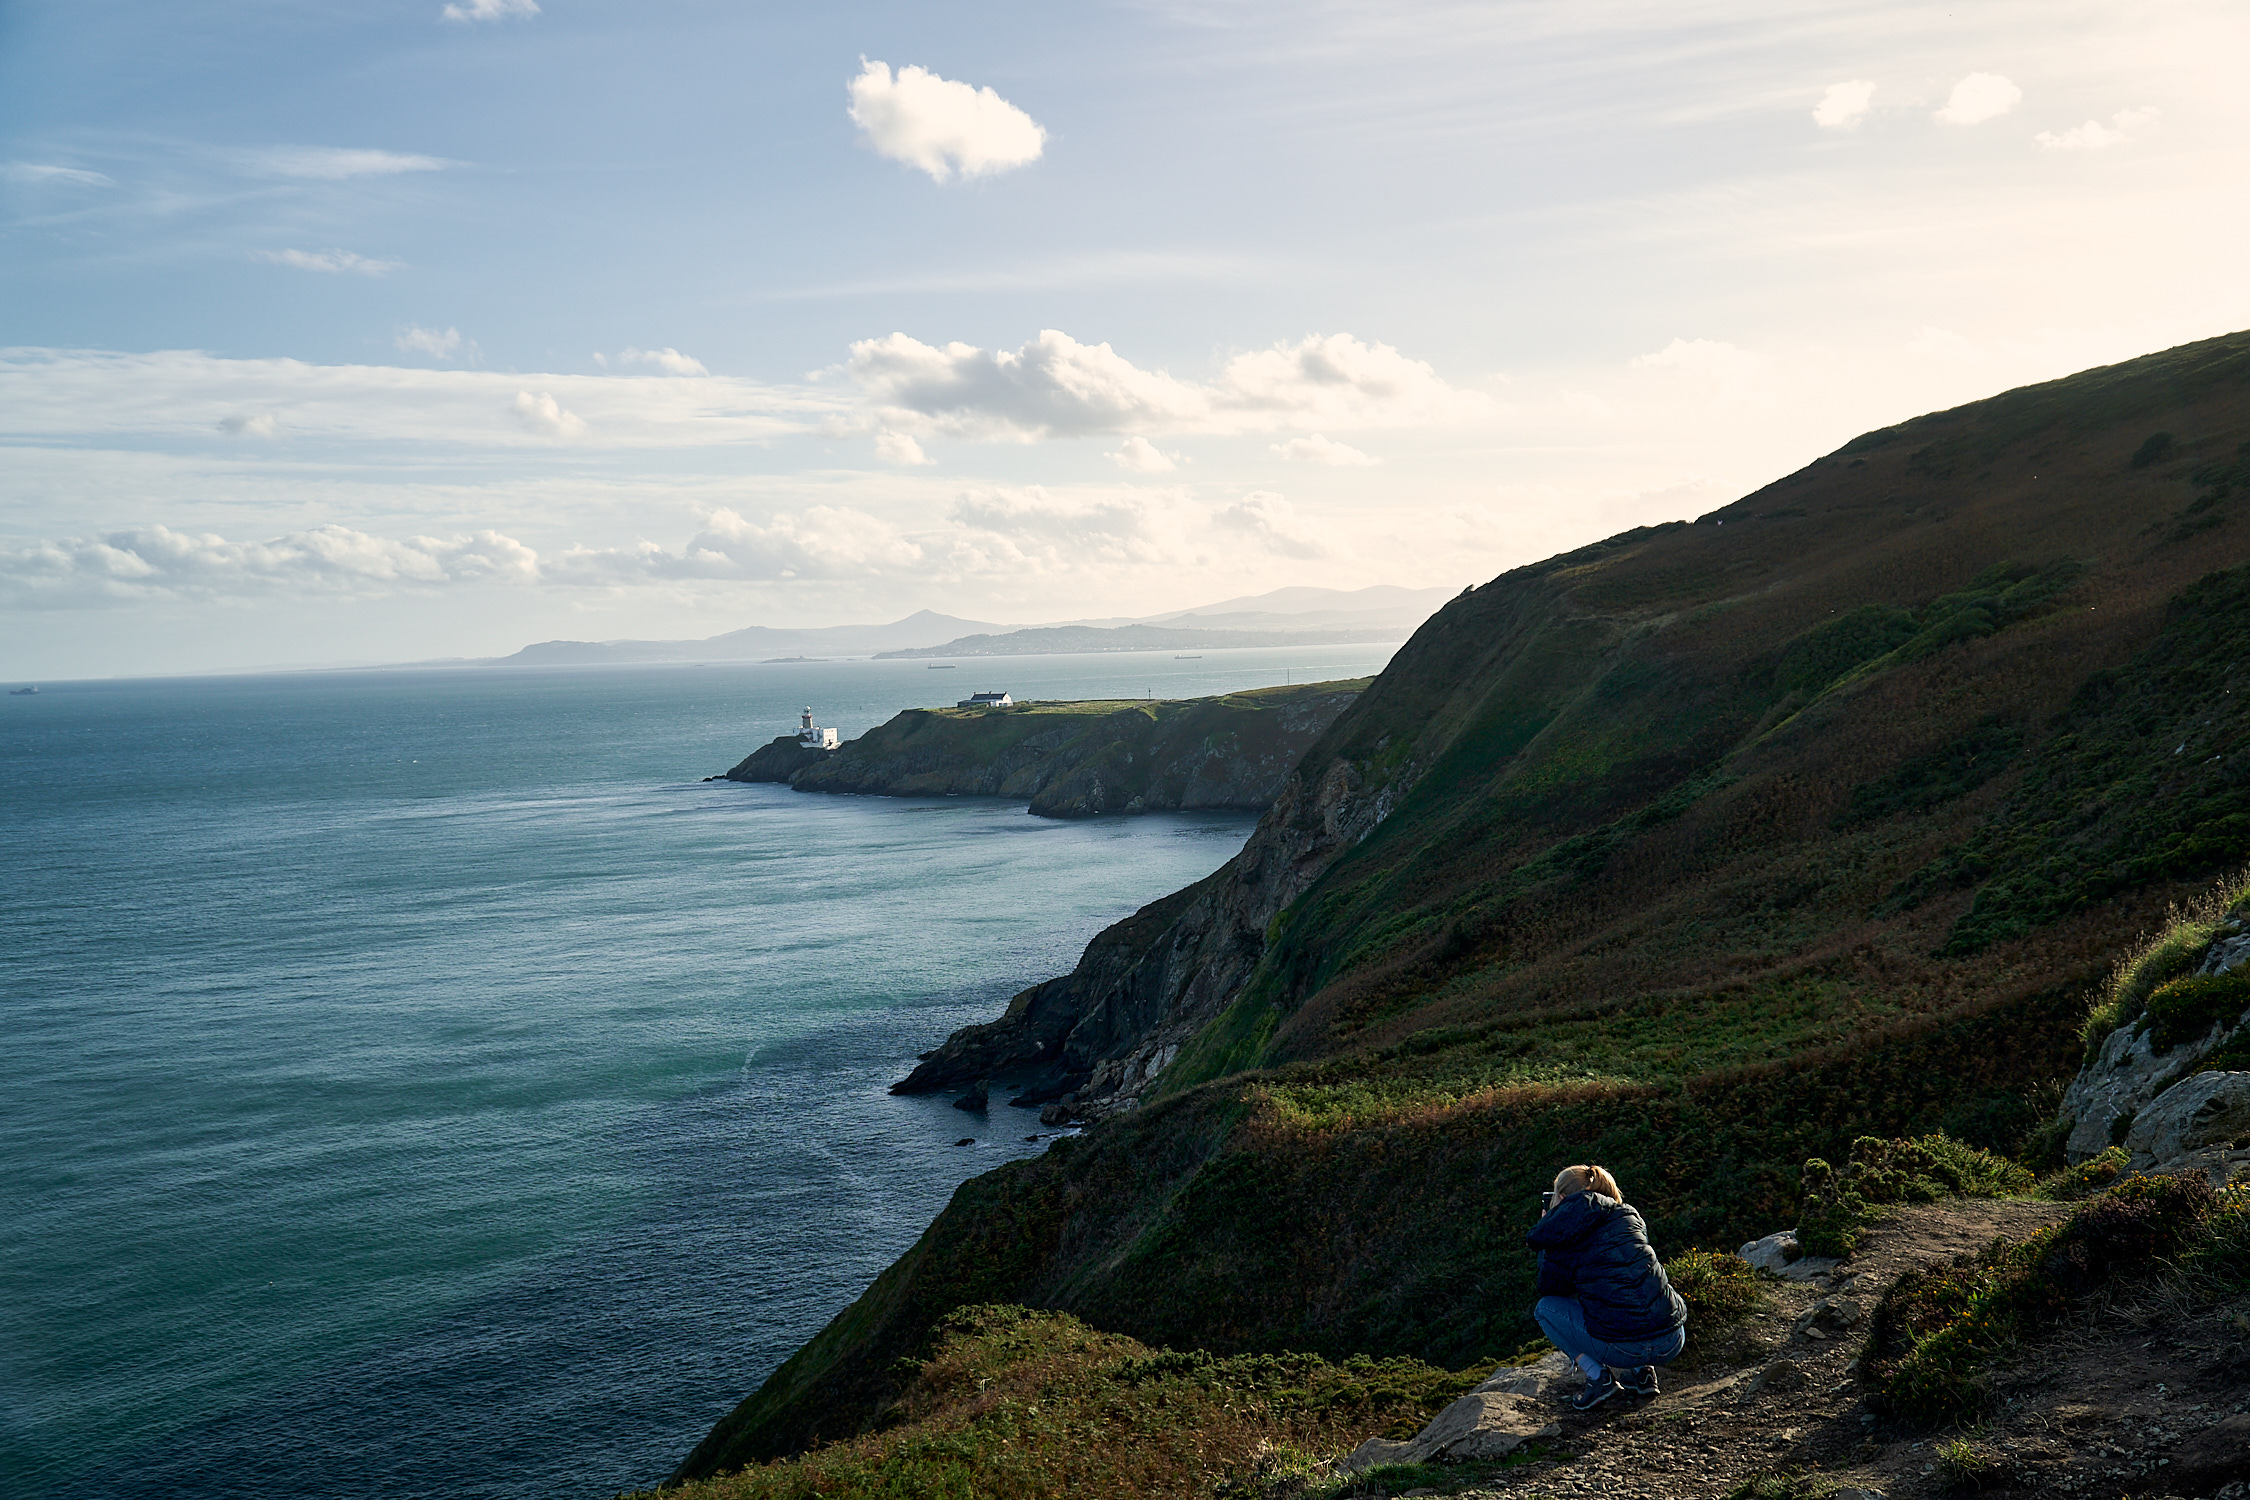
[1, 644, 1395, 1499]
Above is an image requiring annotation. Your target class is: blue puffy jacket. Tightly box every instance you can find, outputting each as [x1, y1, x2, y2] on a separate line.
[1525, 1192, 1687, 1342]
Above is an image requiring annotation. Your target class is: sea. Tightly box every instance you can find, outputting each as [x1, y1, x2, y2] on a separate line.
[1, 643, 1397, 1500]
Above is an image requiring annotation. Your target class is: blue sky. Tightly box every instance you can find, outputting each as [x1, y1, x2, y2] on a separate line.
[4, 0, 2246, 676]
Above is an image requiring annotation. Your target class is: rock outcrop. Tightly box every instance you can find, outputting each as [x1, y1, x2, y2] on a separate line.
[2062, 920, 2250, 1161]
[721, 736, 833, 783]
[2124, 1069, 2250, 1172]
[1342, 1354, 1572, 1471]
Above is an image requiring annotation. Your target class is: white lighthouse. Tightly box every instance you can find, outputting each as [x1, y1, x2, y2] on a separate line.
[797, 706, 839, 750]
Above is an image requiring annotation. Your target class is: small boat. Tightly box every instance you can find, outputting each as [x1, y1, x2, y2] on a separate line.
[1174, 655, 1202, 659]
[926, 664, 957, 669]
[8, 686, 36, 695]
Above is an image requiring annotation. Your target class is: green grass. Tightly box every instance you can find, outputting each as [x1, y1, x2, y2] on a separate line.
[1897, 565, 2250, 954]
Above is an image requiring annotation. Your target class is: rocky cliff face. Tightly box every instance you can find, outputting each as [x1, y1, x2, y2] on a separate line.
[890, 672, 1461, 1106]
[721, 736, 832, 783]
[720, 682, 1363, 819]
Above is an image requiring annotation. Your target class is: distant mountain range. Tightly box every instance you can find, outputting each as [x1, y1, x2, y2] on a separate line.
[871, 624, 1404, 659]
[490, 586, 1459, 667]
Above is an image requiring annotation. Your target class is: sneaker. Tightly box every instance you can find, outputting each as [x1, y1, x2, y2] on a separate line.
[1569, 1369, 1621, 1411]
[1617, 1364, 1660, 1396]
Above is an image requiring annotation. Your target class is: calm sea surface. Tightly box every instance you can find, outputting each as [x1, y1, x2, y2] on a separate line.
[1, 645, 1396, 1499]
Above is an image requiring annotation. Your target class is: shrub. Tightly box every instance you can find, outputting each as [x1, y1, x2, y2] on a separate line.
[2036, 1145, 2126, 1201]
[1866, 1172, 2221, 1425]
[1666, 1249, 1764, 1366]
[1799, 1135, 2033, 1257]
[2139, 972, 2250, 1052]
[1935, 1436, 1994, 1488]
[1720, 1470, 1838, 1500]
[1668, 1249, 1763, 1326]
[660, 1306, 1488, 1500]
[2079, 873, 2250, 1051]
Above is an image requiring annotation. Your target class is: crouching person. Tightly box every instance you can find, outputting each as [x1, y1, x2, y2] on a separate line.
[1526, 1164, 1687, 1411]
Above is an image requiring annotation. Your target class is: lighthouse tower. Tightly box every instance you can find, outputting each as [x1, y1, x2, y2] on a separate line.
[796, 707, 839, 751]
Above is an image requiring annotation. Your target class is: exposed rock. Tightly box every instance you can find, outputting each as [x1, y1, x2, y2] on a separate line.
[952, 1081, 991, 1113]
[1793, 1296, 1866, 1340]
[1738, 1230, 1802, 1273]
[1340, 1390, 1561, 1472]
[2126, 1070, 2250, 1170]
[2200, 923, 2250, 977]
[721, 736, 832, 783]
[2062, 1019, 2235, 1163]
[1740, 1358, 1807, 1397]
[1473, 1351, 1574, 1400]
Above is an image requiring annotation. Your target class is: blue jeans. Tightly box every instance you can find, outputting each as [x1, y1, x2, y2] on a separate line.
[1535, 1296, 1686, 1371]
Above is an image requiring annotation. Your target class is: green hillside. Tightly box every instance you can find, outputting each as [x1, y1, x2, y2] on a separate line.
[673, 329, 2250, 1486]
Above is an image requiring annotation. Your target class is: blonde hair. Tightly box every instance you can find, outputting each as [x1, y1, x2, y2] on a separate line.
[1552, 1164, 1621, 1201]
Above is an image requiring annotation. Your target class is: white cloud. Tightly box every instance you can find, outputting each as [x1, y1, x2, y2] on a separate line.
[0, 523, 540, 607]
[396, 325, 465, 359]
[621, 346, 709, 376]
[1110, 436, 1179, 473]
[874, 431, 933, 466]
[947, 486, 1196, 572]
[1631, 337, 1776, 407]
[252, 147, 448, 179]
[1271, 434, 1377, 466]
[847, 328, 1490, 442]
[1812, 80, 1875, 130]
[0, 347, 830, 450]
[216, 414, 278, 438]
[846, 60, 1046, 183]
[1935, 72, 2022, 126]
[442, 0, 539, 20]
[2036, 106, 2159, 151]
[2, 162, 113, 187]
[555, 505, 925, 585]
[257, 248, 400, 276]
[1213, 492, 1337, 560]
[511, 391, 587, 439]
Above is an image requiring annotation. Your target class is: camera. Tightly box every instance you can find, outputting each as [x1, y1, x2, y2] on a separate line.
[1538, 1191, 1555, 1213]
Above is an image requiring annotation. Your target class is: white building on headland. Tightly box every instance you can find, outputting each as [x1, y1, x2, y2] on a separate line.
[797, 707, 839, 750]
[957, 691, 1014, 709]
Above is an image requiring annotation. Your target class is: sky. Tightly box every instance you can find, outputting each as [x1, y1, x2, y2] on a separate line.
[3, 0, 2246, 678]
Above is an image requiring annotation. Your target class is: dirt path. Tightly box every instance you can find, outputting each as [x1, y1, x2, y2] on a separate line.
[1414, 1201, 2250, 1500]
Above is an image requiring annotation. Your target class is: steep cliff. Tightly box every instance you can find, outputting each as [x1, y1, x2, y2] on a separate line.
[721, 681, 1364, 818]
[676, 329, 2250, 1482]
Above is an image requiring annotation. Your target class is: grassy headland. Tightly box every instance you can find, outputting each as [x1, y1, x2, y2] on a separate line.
[675, 329, 2250, 1487]
[723, 681, 1365, 818]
